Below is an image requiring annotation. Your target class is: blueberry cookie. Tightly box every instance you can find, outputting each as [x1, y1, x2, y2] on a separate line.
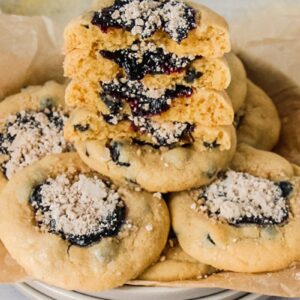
[65, 107, 235, 151]
[136, 238, 216, 282]
[226, 52, 247, 113]
[73, 128, 236, 193]
[170, 144, 300, 273]
[65, 79, 234, 127]
[0, 153, 170, 291]
[64, 47, 231, 91]
[64, 0, 231, 58]
[236, 80, 280, 151]
[0, 81, 72, 181]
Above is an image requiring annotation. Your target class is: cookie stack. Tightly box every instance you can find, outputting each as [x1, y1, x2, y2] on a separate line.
[63, 0, 236, 192]
[0, 0, 300, 295]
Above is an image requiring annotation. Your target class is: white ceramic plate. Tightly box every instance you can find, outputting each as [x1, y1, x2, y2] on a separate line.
[16, 281, 253, 300]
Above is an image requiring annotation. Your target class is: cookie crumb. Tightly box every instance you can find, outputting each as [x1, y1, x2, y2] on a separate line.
[153, 192, 162, 199]
[159, 255, 166, 262]
[145, 224, 153, 231]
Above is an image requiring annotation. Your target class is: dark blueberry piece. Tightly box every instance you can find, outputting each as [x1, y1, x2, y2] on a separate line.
[131, 138, 161, 149]
[206, 234, 216, 245]
[29, 183, 51, 214]
[203, 140, 220, 149]
[74, 124, 90, 132]
[277, 181, 293, 198]
[101, 92, 123, 115]
[184, 68, 203, 83]
[108, 141, 130, 167]
[81, 24, 90, 29]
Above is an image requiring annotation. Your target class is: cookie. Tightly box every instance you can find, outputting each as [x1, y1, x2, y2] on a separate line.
[65, 107, 235, 150]
[170, 144, 300, 273]
[226, 52, 247, 113]
[237, 80, 280, 151]
[0, 153, 170, 291]
[137, 238, 216, 281]
[64, 47, 231, 91]
[0, 81, 71, 181]
[73, 128, 236, 193]
[65, 79, 234, 127]
[64, 0, 230, 58]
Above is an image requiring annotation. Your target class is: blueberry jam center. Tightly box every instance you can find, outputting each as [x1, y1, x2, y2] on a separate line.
[198, 171, 292, 226]
[29, 176, 126, 247]
[100, 41, 195, 80]
[101, 79, 193, 119]
[91, 0, 196, 43]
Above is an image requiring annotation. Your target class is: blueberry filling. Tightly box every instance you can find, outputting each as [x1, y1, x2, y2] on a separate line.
[132, 117, 194, 146]
[74, 124, 90, 132]
[91, 0, 196, 43]
[108, 141, 130, 167]
[184, 68, 203, 83]
[276, 181, 293, 198]
[29, 175, 126, 247]
[100, 41, 194, 80]
[101, 79, 193, 118]
[198, 170, 291, 226]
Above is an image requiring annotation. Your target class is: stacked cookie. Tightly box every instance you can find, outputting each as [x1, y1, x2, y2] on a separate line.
[0, 0, 299, 294]
[63, 0, 236, 193]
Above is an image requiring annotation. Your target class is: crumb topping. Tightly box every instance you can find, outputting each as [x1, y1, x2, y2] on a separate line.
[196, 170, 291, 226]
[0, 109, 71, 179]
[30, 174, 125, 247]
[131, 116, 194, 146]
[101, 78, 192, 121]
[92, 0, 196, 43]
[100, 40, 195, 80]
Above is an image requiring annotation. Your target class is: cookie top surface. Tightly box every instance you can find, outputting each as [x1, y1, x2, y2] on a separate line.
[0, 153, 170, 291]
[0, 81, 71, 180]
[170, 144, 300, 273]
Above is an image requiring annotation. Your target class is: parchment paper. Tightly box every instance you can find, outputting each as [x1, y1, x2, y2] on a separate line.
[0, 0, 299, 297]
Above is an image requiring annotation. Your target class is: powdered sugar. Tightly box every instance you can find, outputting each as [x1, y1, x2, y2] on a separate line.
[196, 170, 290, 225]
[0, 109, 71, 179]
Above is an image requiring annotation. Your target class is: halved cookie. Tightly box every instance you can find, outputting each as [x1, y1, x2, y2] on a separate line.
[0, 153, 170, 291]
[236, 80, 280, 151]
[65, 107, 235, 151]
[64, 0, 230, 58]
[64, 47, 231, 91]
[170, 144, 299, 273]
[65, 80, 234, 127]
